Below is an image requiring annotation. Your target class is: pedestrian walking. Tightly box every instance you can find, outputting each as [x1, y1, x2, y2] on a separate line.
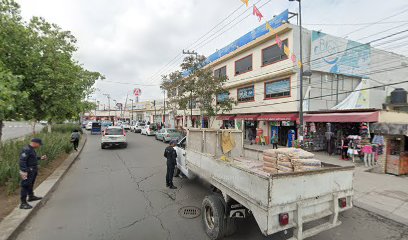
[271, 130, 278, 149]
[248, 128, 256, 145]
[19, 138, 47, 209]
[164, 140, 178, 189]
[70, 129, 81, 151]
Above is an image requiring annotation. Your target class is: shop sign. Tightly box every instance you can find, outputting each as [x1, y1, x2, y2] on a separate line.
[270, 121, 280, 126]
[281, 121, 294, 126]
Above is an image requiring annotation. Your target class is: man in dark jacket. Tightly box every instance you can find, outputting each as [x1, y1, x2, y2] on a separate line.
[19, 138, 47, 209]
[164, 140, 178, 189]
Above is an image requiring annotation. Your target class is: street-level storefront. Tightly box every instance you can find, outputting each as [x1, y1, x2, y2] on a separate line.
[303, 111, 379, 156]
[216, 115, 235, 129]
[371, 123, 408, 175]
[257, 113, 298, 146]
[235, 115, 259, 141]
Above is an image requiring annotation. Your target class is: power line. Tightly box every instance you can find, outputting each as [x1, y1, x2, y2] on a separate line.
[304, 20, 408, 26]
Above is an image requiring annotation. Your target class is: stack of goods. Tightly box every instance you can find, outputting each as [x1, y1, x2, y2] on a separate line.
[359, 123, 371, 146]
[262, 148, 322, 174]
[262, 149, 278, 174]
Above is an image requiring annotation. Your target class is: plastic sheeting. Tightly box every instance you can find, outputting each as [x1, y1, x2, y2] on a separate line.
[331, 79, 370, 110]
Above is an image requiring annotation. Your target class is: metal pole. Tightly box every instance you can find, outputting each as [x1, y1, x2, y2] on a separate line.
[163, 90, 166, 125]
[130, 99, 134, 122]
[154, 100, 156, 123]
[298, 0, 304, 140]
[190, 91, 193, 127]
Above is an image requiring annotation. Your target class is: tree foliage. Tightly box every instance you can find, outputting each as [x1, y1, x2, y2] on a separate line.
[0, 0, 103, 138]
[161, 55, 235, 126]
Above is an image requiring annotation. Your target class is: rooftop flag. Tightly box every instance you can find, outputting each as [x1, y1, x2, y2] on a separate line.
[275, 34, 282, 48]
[284, 45, 291, 58]
[265, 21, 275, 34]
[241, 0, 249, 7]
[253, 5, 263, 22]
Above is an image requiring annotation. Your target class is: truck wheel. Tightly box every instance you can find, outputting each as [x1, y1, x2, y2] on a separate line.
[101, 144, 105, 149]
[202, 195, 225, 240]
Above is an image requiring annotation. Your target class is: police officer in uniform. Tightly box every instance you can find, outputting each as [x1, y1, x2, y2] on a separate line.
[164, 140, 178, 189]
[19, 138, 47, 209]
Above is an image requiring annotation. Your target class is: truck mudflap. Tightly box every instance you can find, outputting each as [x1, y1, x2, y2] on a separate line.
[268, 192, 352, 240]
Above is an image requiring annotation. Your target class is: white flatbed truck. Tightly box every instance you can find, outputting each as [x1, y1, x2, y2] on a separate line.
[175, 129, 354, 240]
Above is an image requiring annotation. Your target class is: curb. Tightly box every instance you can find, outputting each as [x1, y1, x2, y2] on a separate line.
[354, 199, 408, 226]
[0, 134, 88, 240]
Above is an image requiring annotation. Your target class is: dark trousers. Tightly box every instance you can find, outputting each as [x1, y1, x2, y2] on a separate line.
[21, 169, 37, 203]
[272, 143, 278, 149]
[166, 163, 175, 187]
[342, 147, 348, 159]
[73, 139, 79, 150]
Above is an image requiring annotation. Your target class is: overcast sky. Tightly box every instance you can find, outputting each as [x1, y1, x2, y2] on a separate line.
[17, 0, 408, 107]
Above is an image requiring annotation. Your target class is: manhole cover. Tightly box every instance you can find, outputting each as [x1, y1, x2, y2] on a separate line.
[178, 206, 201, 219]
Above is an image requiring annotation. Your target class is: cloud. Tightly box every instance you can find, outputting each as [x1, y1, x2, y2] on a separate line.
[17, 0, 408, 105]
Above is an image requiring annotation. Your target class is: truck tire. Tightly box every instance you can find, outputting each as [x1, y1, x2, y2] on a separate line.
[202, 195, 225, 240]
[213, 194, 237, 237]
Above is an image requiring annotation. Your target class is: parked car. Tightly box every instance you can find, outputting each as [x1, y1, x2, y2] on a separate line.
[131, 122, 146, 133]
[101, 126, 127, 149]
[39, 120, 48, 125]
[155, 128, 182, 142]
[101, 121, 113, 128]
[85, 121, 93, 130]
[141, 125, 155, 136]
[122, 123, 131, 130]
[81, 121, 89, 128]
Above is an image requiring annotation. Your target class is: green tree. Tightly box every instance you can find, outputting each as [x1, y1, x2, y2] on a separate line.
[0, 0, 103, 135]
[161, 55, 235, 128]
[0, 63, 27, 140]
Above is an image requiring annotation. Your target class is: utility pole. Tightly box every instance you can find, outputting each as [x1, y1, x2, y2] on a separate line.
[163, 90, 166, 125]
[154, 100, 157, 123]
[103, 94, 111, 122]
[129, 99, 134, 122]
[290, 0, 304, 141]
[182, 50, 198, 128]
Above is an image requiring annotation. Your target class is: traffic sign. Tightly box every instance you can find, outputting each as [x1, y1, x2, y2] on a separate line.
[133, 88, 142, 97]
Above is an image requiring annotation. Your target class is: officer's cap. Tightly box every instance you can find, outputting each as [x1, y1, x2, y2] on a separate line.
[31, 138, 43, 145]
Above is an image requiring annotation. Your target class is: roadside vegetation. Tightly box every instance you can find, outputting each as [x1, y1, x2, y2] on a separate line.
[0, 124, 80, 193]
[0, 0, 103, 141]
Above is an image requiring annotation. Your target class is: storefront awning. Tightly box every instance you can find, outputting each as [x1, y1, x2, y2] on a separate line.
[258, 113, 298, 121]
[216, 115, 235, 120]
[304, 111, 379, 123]
[235, 114, 259, 121]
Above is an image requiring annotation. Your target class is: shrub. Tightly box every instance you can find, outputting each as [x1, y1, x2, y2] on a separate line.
[0, 130, 73, 193]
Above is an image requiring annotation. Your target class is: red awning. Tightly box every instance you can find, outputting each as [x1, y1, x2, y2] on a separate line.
[216, 115, 235, 120]
[235, 114, 259, 121]
[304, 111, 379, 123]
[258, 113, 298, 121]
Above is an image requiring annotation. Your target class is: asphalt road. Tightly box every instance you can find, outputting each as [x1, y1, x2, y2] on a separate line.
[2, 121, 43, 141]
[15, 132, 408, 240]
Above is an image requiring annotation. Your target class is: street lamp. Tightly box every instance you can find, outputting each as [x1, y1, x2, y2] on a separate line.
[289, 0, 305, 140]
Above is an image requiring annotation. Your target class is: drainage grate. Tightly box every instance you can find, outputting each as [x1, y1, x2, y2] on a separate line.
[178, 206, 201, 219]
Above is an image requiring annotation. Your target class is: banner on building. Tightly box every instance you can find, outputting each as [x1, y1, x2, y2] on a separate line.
[311, 31, 371, 77]
[205, 9, 288, 65]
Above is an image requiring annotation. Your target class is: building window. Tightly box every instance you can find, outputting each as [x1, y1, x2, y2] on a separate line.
[214, 66, 227, 78]
[237, 85, 255, 102]
[262, 39, 288, 66]
[216, 92, 230, 104]
[235, 55, 252, 75]
[188, 99, 196, 109]
[265, 79, 290, 99]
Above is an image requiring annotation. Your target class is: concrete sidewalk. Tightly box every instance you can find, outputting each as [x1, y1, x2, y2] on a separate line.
[244, 144, 408, 225]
